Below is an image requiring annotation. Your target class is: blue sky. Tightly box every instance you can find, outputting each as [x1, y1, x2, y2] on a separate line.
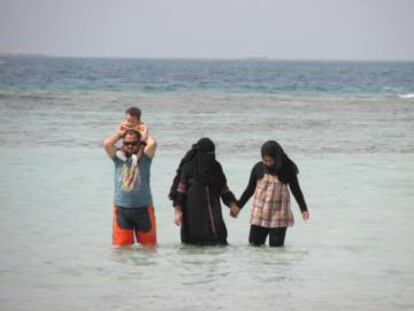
[1, 0, 413, 60]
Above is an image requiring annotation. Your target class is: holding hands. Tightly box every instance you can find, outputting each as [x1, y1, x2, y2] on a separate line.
[174, 203, 240, 226]
[229, 203, 240, 218]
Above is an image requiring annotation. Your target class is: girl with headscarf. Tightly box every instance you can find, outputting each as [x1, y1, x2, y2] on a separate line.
[169, 138, 238, 245]
[234, 140, 310, 247]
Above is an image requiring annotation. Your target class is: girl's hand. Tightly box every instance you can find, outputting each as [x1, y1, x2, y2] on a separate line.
[174, 208, 183, 226]
[302, 211, 310, 221]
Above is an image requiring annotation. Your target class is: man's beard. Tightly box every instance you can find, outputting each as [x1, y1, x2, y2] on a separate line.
[122, 146, 134, 157]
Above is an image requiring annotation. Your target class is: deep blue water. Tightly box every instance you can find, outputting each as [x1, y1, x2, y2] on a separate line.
[0, 56, 413, 97]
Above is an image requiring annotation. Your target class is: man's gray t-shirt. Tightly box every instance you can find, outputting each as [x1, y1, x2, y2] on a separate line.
[113, 154, 153, 208]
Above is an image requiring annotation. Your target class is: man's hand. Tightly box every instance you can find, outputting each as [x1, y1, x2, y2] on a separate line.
[121, 120, 148, 142]
[118, 121, 128, 137]
[144, 132, 157, 159]
[103, 129, 123, 159]
[302, 211, 310, 221]
[139, 123, 149, 141]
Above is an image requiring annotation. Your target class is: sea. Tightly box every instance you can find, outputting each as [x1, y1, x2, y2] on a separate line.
[0, 56, 413, 311]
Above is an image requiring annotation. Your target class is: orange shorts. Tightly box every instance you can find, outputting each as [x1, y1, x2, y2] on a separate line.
[112, 205, 157, 246]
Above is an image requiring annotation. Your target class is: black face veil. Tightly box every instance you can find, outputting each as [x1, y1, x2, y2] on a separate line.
[169, 137, 224, 201]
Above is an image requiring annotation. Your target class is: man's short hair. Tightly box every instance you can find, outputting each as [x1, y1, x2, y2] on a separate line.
[125, 107, 141, 120]
[124, 129, 141, 141]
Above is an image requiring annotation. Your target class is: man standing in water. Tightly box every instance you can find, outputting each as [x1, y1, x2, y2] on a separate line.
[103, 107, 157, 246]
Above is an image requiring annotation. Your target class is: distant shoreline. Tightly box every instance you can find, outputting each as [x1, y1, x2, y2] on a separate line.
[0, 53, 413, 63]
[0, 53, 53, 58]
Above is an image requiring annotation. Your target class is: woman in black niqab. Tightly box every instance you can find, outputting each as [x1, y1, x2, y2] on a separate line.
[169, 138, 237, 245]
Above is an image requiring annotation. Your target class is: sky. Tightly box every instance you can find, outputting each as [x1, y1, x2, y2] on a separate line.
[0, 0, 414, 60]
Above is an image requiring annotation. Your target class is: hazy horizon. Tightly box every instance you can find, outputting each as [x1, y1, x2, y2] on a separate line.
[2, 53, 414, 62]
[1, 0, 414, 61]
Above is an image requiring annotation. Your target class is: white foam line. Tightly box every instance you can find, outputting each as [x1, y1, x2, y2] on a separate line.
[398, 93, 414, 99]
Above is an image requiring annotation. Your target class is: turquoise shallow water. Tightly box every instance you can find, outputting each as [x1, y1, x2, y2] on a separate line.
[1, 58, 414, 310]
[1, 144, 413, 310]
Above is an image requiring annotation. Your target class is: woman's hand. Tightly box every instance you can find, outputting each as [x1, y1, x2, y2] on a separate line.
[174, 207, 183, 226]
[229, 204, 240, 218]
[302, 211, 310, 221]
